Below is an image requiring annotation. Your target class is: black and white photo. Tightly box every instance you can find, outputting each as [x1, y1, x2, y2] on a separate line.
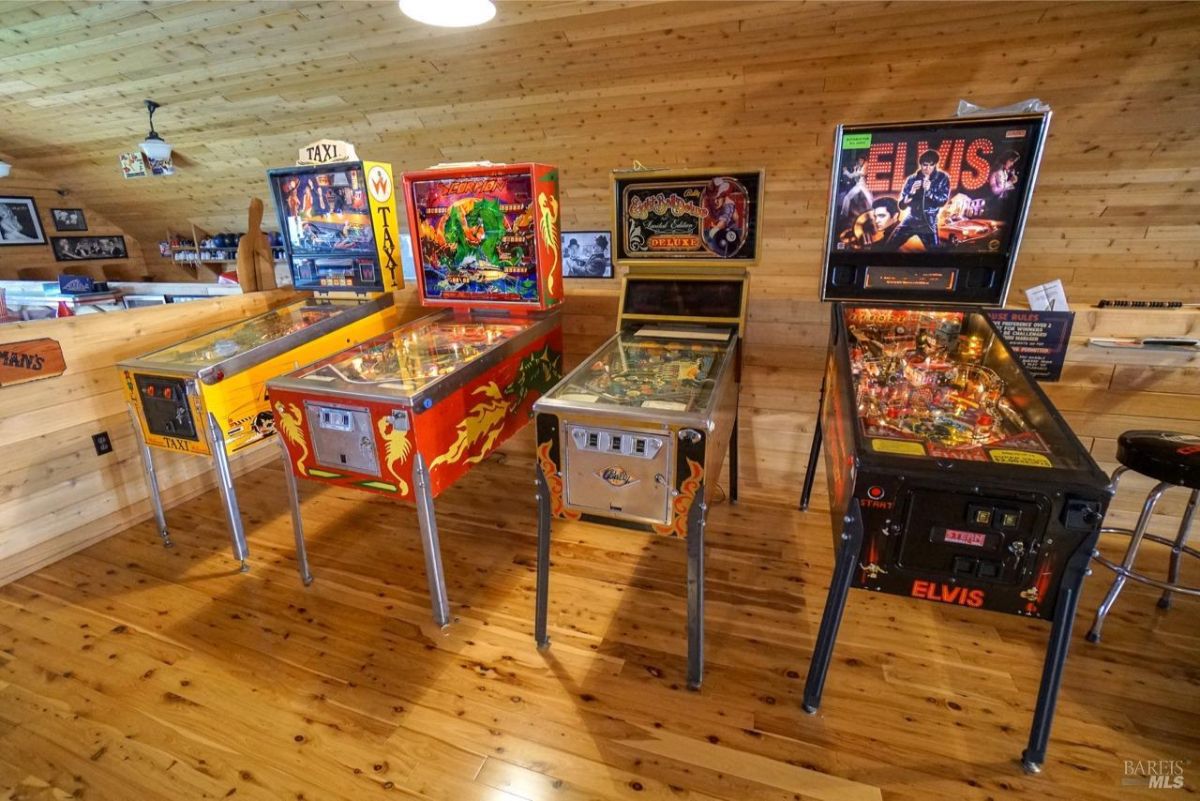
[0, 196, 47, 245]
[51, 208, 88, 231]
[561, 230, 612, 278]
[51, 235, 128, 261]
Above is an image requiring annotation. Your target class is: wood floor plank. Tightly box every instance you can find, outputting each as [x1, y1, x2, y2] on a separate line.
[1, 458, 1196, 800]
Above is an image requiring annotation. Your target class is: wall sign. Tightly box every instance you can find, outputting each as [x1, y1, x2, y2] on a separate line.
[0, 338, 67, 387]
[297, 139, 358, 165]
[987, 309, 1074, 381]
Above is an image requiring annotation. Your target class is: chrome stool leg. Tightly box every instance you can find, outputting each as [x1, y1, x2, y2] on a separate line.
[1158, 489, 1199, 610]
[1087, 479, 1171, 643]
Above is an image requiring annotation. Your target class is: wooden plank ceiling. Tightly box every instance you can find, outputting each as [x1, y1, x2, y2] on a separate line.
[1, 0, 1198, 294]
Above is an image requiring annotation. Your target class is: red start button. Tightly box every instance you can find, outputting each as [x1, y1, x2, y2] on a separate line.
[867, 486, 885, 500]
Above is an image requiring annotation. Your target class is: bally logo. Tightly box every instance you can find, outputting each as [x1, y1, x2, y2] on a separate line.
[911, 579, 985, 608]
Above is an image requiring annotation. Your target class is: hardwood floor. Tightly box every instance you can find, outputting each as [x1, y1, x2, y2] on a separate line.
[1, 454, 1196, 800]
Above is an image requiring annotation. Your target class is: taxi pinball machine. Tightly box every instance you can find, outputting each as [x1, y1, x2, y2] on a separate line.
[119, 154, 404, 570]
[266, 162, 564, 626]
[797, 113, 1111, 772]
[534, 167, 763, 689]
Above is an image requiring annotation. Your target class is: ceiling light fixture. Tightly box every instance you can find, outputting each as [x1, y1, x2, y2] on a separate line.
[399, 0, 495, 27]
[139, 99, 173, 161]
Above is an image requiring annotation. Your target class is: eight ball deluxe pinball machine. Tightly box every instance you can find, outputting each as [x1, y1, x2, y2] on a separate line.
[266, 162, 564, 626]
[533, 167, 764, 690]
[797, 113, 1112, 773]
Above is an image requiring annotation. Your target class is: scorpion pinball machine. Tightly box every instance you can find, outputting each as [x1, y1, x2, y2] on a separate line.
[119, 149, 404, 570]
[266, 162, 564, 626]
[533, 167, 764, 689]
[798, 113, 1111, 772]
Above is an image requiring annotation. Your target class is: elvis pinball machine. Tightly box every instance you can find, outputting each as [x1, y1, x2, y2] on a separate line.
[266, 162, 564, 626]
[797, 113, 1112, 772]
[119, 152, 403, 570]
[533, 167, 763, 689]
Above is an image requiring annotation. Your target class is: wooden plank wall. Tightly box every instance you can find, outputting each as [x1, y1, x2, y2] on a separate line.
[0, 157, 148, 282]
[0, 292, 293, 585]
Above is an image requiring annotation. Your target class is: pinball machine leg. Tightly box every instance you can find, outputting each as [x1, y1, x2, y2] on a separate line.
[729, 415, 739, 505]
[534, 462, 553, 650]
[128, 403, 172, 548]
[206, 412, 249, 573]
[1021, 542, 1093, 774]
[413, 454, 451, 628]
[275, 433, 312, 586]
[799, 377, 826, 511]
[686, 481, 708, 690]
[802, 500, 863, 713]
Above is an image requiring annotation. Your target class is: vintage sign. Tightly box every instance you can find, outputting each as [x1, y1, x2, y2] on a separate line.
[0, 338, 66, 386]
[297, 139, 358, 166]
[613, 168, 764, 265]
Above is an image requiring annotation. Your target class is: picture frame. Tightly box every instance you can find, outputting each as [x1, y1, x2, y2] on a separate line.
[561, 230, 613, 278]
[0, 196, 48, 245]
[51, 208, 88, 232]
[51, 235, 128, 262]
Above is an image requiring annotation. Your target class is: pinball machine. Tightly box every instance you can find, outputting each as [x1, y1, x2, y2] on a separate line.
[533, 167, 764, 689]
[266, 162, 564, 626]
[119, 153, 404, 570]
[797, 113, 1112, 772]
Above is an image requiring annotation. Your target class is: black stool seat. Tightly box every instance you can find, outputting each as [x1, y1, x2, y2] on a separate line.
[1117, 431, 1200, 490]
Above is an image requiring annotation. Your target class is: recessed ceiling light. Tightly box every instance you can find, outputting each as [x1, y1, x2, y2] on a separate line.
[399, 0, 496, 28]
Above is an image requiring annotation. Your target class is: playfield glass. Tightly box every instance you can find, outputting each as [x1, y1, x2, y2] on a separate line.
[139, 300, 353, 369]
[845, 307, 1083, 467]
[408, 173, 539, 304]
[546, 330, 733, 412]
[271, 166, 375, 256]
[294, 317, 528, 396]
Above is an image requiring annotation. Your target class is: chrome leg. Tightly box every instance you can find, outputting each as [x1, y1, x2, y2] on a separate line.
[1087, 480, 1170, 642]
[206, 412, 249, 572]
[686, 481, 707, 691]
[1158, 489, 1198, 610]
[127, 403, 172, 548]
[413, 453, 450, 627]
[275, 432, 312, 586]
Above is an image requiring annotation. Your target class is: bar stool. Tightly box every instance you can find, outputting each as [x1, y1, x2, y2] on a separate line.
[1087, 430, 1200, 642]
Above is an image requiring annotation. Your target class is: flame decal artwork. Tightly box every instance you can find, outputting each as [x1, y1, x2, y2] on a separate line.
[537, 440, 580, 521]
[429, 382, 511, 472]
[653, 458, 704, 537]
[274, 401, 309, 476]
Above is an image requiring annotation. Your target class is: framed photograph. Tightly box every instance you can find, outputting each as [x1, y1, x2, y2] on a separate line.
[51, 235, 128, 262]
[0, 196, 47, 245]
[561, 230, 613, 278]
[51, 208, 87, 232]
